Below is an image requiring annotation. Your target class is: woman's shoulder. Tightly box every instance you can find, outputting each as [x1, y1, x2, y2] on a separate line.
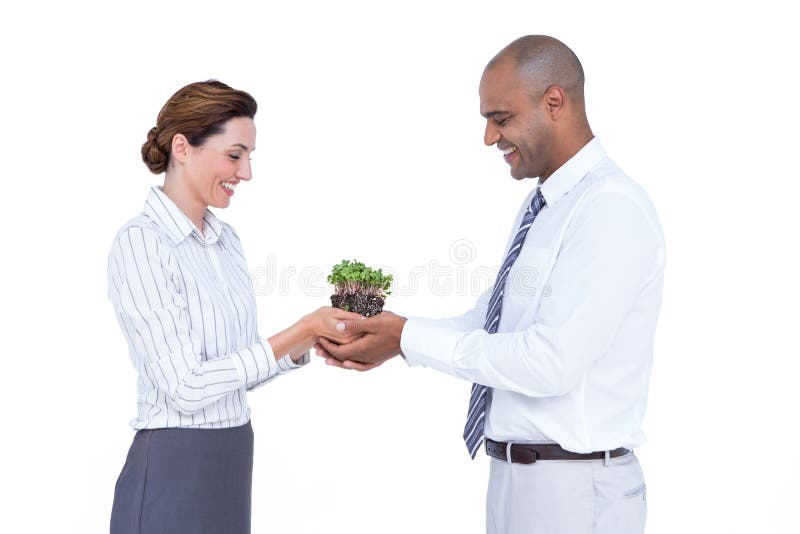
[109, 213, 171, 254]
[218, 220, 246, 253]
[218, 219, 240, 242]
[218, 220, 254, 263]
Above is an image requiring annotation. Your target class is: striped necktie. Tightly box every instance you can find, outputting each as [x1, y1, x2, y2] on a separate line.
[463, 189, 547, 458]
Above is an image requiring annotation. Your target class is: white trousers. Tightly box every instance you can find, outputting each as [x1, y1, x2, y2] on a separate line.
[486, 451, 647, 534]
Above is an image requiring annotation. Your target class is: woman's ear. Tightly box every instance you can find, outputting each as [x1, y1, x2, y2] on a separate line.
[171, 133, 191, 164]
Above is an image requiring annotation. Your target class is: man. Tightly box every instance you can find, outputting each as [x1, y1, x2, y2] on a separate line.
[317, 35, 664, 534]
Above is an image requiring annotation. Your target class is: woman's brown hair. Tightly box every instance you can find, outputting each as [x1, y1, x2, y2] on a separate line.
[141, 80, 257, 174]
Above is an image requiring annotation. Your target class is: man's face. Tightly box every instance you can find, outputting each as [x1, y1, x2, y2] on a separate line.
[479, 58, 552, 180]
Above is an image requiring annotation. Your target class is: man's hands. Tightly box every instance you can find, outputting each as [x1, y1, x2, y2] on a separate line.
[315, 311, 407, 372]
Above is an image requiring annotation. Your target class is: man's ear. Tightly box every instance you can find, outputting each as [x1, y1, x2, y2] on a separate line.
[543, 85, 566, 120]
[171, 133, 191, 164]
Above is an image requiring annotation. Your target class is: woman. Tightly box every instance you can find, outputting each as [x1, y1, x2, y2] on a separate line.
[107, 80, 359, 533]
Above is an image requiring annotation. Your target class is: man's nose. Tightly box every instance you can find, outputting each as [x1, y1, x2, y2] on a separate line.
[484, 122, 501, 146]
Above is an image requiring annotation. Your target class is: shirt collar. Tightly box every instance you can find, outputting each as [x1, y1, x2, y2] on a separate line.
[143, 186, 222, 245]
[538, 137, 607, 206]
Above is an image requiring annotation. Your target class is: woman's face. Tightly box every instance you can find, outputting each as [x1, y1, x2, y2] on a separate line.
[183, 116, 256, 209]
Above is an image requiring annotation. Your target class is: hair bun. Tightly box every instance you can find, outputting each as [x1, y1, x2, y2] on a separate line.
[141, 126, 168, 174]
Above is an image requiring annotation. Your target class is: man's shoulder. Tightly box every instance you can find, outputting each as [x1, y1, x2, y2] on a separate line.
[569, 158, 664, 244]
[581, 159, 650, 201]
[574, 159, 660, 220]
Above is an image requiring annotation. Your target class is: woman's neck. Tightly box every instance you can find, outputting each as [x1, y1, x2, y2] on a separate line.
[162, 176, 206, 236]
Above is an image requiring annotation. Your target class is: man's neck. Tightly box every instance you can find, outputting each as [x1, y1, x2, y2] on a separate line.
[540, 130, 594, 184]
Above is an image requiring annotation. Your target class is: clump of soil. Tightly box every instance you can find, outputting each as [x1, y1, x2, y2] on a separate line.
[330, 293, 385, 317]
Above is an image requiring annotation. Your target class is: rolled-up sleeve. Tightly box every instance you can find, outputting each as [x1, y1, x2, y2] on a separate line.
[109, 226, 301, 414]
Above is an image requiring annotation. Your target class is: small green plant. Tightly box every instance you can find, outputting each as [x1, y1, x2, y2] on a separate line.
[327, 259, 393, 298]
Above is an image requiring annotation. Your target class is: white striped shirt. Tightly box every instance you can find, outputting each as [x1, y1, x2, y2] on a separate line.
[108, 186, 307, 430]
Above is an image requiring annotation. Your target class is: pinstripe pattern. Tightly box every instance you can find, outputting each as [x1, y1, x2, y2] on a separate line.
[463, 189, 546, 458]
[108, 186, 306, 430]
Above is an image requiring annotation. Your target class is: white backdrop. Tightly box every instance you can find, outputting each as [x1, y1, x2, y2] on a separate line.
[3, 1, 799, 532]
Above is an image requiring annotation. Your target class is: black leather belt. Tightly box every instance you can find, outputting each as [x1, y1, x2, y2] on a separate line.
[485, 439, 630, 465]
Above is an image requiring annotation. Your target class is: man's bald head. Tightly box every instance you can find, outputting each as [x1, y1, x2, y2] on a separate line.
[480, 35, 593, 181]
[487, 35, 585, 104]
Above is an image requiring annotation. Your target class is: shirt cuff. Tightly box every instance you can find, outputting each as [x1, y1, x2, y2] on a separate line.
[278, 350, 310, 371]
[400, 317, 466, 375]
[232, 340, 308, 389]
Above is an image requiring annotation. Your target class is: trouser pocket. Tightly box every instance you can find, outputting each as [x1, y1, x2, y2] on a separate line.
[592, 453, 647, 534]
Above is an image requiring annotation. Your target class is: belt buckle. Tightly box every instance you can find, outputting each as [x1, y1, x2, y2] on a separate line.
[506, 441, 538, 464]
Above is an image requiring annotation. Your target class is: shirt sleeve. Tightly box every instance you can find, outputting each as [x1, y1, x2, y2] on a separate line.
[430, 287, 493, 331]
[109, 226, 302, 415]
[245, 345, 309, 392]
[220, 222, 310, 391]
[400, 193, 663, 397]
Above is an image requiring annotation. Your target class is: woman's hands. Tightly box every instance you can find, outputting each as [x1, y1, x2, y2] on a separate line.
[268, 307, 364, 364]
[301, 306, 365, 345]
[314, 311, 406, 371]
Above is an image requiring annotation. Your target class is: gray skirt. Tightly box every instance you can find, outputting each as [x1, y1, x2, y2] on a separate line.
[110, 421, 254, 534]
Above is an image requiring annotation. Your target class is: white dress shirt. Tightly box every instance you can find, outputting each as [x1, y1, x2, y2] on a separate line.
[401, 138, 665, 453]
[108, 186, 307, 430]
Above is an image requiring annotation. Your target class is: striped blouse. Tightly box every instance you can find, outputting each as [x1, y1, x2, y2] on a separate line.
[107, 186, 307, 430]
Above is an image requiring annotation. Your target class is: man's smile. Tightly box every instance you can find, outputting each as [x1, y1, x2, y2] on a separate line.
[503, 145, 518, 163]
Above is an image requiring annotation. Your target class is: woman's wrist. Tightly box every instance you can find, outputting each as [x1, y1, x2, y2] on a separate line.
[298, 312, 319, 340]
[267, 315, 317, 364]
